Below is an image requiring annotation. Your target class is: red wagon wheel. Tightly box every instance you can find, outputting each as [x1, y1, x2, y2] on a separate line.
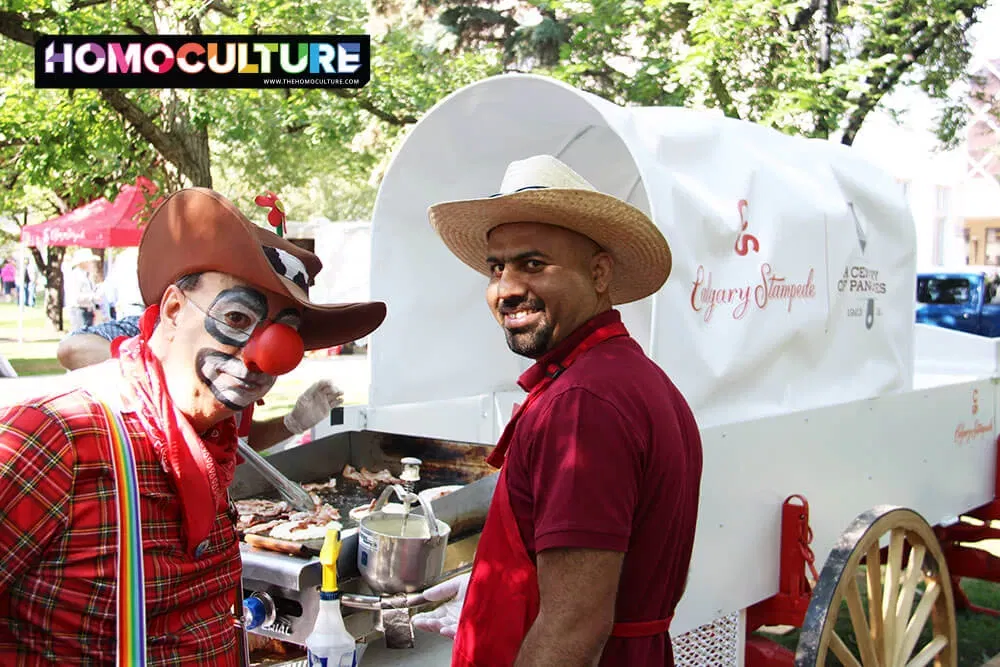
[795, 506, 957, 667]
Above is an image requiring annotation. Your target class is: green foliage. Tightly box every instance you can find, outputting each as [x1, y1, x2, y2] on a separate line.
[0, 38, 157, 218]
[0, 0, 991, 235]
[426, 0, 991, 144]
[0, 0, 500, 222]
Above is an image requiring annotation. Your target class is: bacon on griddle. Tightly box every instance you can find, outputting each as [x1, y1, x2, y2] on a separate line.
[268, 504, 343, 542]
[235, 499, 291, 533]
[243, 519, 285, 535]
[235, 495, 345, 541]
[342, 464, 404, 490]
[302, 477, 337, 493]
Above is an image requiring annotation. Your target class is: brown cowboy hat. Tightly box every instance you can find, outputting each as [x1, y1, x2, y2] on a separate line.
[138, 188, 386, 350]
[428, 155, 671, 305]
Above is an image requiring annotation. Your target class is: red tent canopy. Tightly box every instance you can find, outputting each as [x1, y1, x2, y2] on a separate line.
[21, 177, 161, 248]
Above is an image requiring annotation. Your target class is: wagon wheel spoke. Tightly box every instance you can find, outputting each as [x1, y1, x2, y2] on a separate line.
[795, 507, 957, 667]
[891, 543, 927, 663]
[866, 544, 884, 651]
[830, 631, 864, 667]
[898, 580, 940, 664]
[906, 636, 947, 667]
[845, 575, 880, 666]
[881, 527, 904, 661]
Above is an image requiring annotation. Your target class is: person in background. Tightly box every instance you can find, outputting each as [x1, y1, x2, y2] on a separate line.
[57, 315, 142, 370]
[0, 257, 15, 303]
[100, 246, 145, 320]
[56, 313, 342, 452]
[413, 155, 703, 667]
[21, 262, 36, 307]
[0, 188, 387, 664]
[63, 248, 100, 329]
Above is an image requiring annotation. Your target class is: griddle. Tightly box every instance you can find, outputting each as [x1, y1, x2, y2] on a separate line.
[235, 447, 478, 556]
[232, 428, 498, 646]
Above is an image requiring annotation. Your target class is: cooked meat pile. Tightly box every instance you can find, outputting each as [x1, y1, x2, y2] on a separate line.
[235, 497, 342, 542]
[235, 467, 405, 543]
[341, 464, 403, 490]
[301, 477, 338, 493]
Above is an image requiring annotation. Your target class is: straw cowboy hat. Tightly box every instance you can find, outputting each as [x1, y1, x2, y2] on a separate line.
[137, 188, 386, 350]
[428, 155, 671, 305]
[68, 248, 100, 267]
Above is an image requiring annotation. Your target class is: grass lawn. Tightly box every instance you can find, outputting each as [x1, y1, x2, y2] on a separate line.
[254, 374, 320, 421]
[0, 302, 65, 376]
[957, 578, 1000, 665]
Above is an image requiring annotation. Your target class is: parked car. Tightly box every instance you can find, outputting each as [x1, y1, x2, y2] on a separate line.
[915, 268, 1000, 336]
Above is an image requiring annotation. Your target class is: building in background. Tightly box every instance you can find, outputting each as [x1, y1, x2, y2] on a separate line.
[848, 1, 999, 270]
[959, 58, 1000, 265]
[283, 219, 371, 307]
[853, 105, 967, 269]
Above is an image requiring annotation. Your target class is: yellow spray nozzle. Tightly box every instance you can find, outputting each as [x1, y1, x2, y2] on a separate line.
[319, 528, 342, 593]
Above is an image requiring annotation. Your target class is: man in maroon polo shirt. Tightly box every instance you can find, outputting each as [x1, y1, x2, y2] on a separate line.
[413, 154, 703, 666]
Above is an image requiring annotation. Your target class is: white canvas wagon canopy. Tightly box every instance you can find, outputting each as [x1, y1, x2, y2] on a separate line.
[369, 73, 917, 433]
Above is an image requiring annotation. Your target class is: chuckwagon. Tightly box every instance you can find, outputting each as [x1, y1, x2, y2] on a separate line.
[236, 74, 1000, 667]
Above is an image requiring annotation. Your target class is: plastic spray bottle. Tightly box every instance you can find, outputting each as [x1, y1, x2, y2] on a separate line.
[306, 529, 358, 667]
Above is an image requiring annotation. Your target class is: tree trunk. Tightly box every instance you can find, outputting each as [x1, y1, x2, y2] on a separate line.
[812, 0, 835, 138]
[177, 121, 212, 187]
[152, 1, 213, 188]
[44, 246, 66, 331]
[28, 246, 45, 278]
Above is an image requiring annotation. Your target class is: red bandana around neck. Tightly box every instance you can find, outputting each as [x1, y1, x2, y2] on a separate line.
[115, 305, 239, 556]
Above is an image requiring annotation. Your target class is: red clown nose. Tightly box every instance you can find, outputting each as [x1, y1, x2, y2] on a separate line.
[242, 322, 304, 376]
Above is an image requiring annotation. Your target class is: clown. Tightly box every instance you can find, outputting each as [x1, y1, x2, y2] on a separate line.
[0, 188, 386, 665]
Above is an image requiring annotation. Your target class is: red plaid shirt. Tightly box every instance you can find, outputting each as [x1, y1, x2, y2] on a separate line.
[0, 384, 242, 665]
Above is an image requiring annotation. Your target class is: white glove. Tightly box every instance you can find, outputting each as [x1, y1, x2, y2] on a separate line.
[283, 380, 344, 434]
[412, 572, 470, 638]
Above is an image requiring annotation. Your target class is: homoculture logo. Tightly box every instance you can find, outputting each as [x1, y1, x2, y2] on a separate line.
[35, 35, 370, 89]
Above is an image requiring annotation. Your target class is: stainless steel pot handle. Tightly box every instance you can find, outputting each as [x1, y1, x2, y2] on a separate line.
[372, 484, 442, 537]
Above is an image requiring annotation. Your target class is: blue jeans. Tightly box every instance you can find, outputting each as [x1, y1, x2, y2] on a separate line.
[68, 307, 95, 332]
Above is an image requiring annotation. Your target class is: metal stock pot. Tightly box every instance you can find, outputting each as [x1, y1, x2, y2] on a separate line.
[357, 485, 451, 594]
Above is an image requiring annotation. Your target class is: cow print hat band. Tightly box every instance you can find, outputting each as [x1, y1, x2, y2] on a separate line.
[262, 246, 309, 292]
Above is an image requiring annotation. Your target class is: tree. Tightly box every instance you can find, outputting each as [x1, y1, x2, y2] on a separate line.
[0, 32, 166, 329]
[428, 0, 991, 146]
[0, 0, 499, 221]
[0, 0, 494, 330]
[201, 1, 498, 220]
[1, 1, 230, 189]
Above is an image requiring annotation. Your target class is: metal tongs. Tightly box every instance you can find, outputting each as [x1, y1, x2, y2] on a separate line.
[236, 438, 315, 512]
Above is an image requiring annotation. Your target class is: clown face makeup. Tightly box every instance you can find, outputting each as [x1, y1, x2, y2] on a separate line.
[188, 286, 304, 347]
[157, 272, 303, 431]
[195, 349, 275, 410]
[201, 287, 268, 347]
[185, 286, 302, 409]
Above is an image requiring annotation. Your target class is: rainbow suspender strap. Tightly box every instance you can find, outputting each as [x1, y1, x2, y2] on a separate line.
[99, 402, 147, 666]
